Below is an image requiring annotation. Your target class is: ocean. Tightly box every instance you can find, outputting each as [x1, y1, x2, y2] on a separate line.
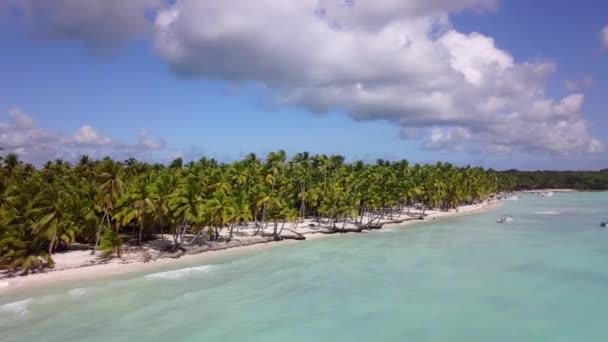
[2, 192, 608, 341]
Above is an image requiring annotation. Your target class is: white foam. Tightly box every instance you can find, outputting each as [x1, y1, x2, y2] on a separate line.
[145, 265, 215, 280]
[375, 228, 396, 233]
[0, 281, 9, 288]
[67, 288, 88, 296]
[506, 196, 520, 201]
[1, 298, 32, 316]
[533, 211, 560, 215]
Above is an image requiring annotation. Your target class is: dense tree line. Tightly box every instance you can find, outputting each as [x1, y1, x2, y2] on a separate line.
[503, 169, 608, 190]
[0, 151, 513, 274]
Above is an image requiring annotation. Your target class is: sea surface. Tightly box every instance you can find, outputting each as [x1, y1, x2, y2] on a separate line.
[2, 192, 608, 341]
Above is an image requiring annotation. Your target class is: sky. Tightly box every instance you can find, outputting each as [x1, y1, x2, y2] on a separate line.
[0, 0, 607, 170]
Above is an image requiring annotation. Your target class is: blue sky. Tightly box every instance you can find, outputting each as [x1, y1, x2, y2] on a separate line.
[0, 0, 607, 170]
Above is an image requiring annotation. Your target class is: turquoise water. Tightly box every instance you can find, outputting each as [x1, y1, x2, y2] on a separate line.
[2, 192, 608, 341]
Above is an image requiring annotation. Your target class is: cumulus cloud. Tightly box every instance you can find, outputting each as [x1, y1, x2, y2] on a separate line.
[564, 76, 592, 91]
[2, 0, 604, 156]
[601, 25, 608, 50]
[0, 109, 165, 164]
[70, 125, 112, 147]
[2, 0, 160, 50]
[153, 0, 603, 155]
[137, 130, 166, 150]
[424, 127, 472, 151]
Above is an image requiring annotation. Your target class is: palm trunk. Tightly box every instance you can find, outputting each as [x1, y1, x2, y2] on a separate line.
[299, 181, 306, 221]
[180, 222, 189, 244]
[48, 232, 57, 255]
[160, 217, 165, 241]
[273, 221, 279, 237]
[261, 203, 267, 230]
[299, 200, 306, 221]
[254, 207, 260, 228]
[278, 220, 287, 236]
[93, 211, 108, 254]
[138, 220, 144, 246]
[228, 223, 235, 242]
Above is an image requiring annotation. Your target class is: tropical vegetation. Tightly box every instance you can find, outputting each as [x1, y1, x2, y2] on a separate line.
[0, 151, 515, 274]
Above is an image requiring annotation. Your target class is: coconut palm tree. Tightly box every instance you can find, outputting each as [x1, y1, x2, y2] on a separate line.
[0, 150, 521, 273]
[93, 159, 124, 253]
[114, 175, 152, 246]
[170, 174, 205, 248]
[30, 183, 78, 255]
[205, 191, 236, 240]
[149, 171, 175, 243]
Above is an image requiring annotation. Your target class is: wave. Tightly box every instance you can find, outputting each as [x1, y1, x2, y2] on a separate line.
[67, 288, 88, 296]
[145, 265, 215, 280]
[375, 228, 396, 233]
[1, 298, 33, 316]
[533, 211, 560, 215]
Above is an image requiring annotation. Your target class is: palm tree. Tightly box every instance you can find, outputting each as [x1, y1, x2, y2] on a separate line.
[114, 175, 152, 246]
[231, 195, 252, 239]
[276, 205, 298, 237]
[3, 153, 21, 181]
[30, 184, 77, 255]
[205, 191, 236, 240]
[0, 150, 517, 274]
[149, 171, 175, 243]
[170, 174, 205, 248]
[93, 159, 124, 253]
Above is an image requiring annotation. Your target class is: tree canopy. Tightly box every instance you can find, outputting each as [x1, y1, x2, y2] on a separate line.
[0, 151, 519, 274]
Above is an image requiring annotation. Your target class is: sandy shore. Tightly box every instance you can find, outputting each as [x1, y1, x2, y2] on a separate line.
[520, 189, 577, 193]
[0, 200, 500, 292]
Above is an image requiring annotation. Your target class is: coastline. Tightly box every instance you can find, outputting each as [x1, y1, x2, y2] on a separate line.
[520, 189, 577, 193]
[0, 200, 500, 292]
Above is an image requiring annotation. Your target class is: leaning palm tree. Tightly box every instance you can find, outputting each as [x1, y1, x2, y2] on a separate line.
[276, 205, 298, 237]
[30, 183, 77, 255]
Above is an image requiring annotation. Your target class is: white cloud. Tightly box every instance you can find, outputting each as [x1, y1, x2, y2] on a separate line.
[601, 25, 608, 50]
[564, 76, 592, 91]
[138, 130, 165, 150]
[2, 0, 604, 156]
[425, 127, 472, 151]
[70, 125, 112, 146]
[0, 109, 166, 164]
[2, 0, 160, 50]
[153, 0, 603, 155]
[9, 109, 34, 129]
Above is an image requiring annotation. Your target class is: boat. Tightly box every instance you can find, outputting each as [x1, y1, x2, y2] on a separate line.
[541, 191, 554, 197]
[601, 222, 608, 228]
[497, 215, 513, 223]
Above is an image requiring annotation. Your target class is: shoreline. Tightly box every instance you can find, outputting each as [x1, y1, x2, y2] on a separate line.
[519, 189, 577, 193]
[0, 200, 500, 293]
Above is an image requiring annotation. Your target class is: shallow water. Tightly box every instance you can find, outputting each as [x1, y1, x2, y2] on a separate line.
[2, 192, 608, 341]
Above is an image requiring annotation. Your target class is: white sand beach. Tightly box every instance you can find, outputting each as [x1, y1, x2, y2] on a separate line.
[520, 189, 577, 193]
[0, 200, 499, 291]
